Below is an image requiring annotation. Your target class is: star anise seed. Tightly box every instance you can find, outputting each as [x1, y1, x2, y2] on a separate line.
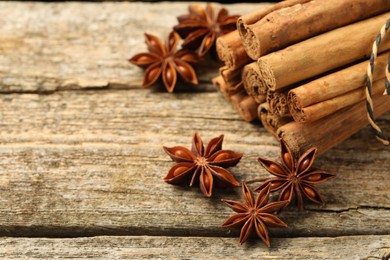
[174, 3, 239, 57]
[129, 31, 200, 93]
[222, 182, 288, 247]
[163, 132, 242, 197]
[255, 139, 336, 211]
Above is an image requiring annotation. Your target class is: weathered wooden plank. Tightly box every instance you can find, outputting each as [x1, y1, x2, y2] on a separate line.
[0, 235, 389, 259]
[0, 2, 269, 93]
[0, 90, 388, 237]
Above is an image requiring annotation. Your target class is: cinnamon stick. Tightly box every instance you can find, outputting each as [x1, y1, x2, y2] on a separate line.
[257, 13, 390, 92]
[230, 91, 246, 108]
[216, 31, 251, 71]
[212, 76, 230, 100]
[237, 0, 311, 37]
[258, 103, 293, 138]
[229, 91, 258, 122]
[212, 77, 258, 122]
[278, 94, 390, 155]
[212, 75, 243, 96]
[242, 62, 266, 103]
[288, 52, 389, 116]
[267, 90, 290, 117]
[212, 76, 224, 92]
[225, 82, 244, 95]
[234, 95, 259, 122]
[220, 66, 241, 86]
[290, 80, 384, 123]
[242, 0, 390, 59]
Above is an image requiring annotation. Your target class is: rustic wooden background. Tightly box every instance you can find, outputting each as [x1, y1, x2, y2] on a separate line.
[0, 1, 389, 258]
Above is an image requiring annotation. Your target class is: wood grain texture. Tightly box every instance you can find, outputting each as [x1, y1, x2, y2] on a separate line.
[0, 2, 269, 93]
[0, 2, 389, 257]
[0, 235, 389, 259]
[0, 90, 389, 237]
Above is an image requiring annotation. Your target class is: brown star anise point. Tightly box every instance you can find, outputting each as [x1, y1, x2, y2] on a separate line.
[174, 3, 239, 57]
[129, 31, 200, 93]
[255, 139, 336, 211]
[222, 182, 288, 247]
[163, 132, 242, 197]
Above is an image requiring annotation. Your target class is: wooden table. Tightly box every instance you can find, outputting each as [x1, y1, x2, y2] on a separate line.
[0, 2, 389, 258]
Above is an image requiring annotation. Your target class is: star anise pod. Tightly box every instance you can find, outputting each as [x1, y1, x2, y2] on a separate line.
[255, 139, 335, 211]
[222, 182, 288, 247]
[129, 31, 200, 93]
[163, 133, 242, 197]
[174, 4, 239, 57]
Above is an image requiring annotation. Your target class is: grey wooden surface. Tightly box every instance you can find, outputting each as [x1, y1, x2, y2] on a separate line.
[0, 235, 389, 259]
[0, 1, 389, 259]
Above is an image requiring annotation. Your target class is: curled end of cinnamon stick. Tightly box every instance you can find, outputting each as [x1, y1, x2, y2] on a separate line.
[237, 16, 261, 60]
[267, 91, 290, 117]
[237, 96, 258, 122]
[258, 103, 276, 137]
[217, 31, 251, 71]
[220, 66, 241, 86]
[276, 123, 304, 155]
[227, 82, 245, 95]
[212, 76, 230, 100]
[236, 17, 247, 40]
[242, 63, 267, 103]
[242, 26, 261, 60]
[258, 103, 293, 138]
[287, 91, 307, 123]
[212, 76, 224, 91]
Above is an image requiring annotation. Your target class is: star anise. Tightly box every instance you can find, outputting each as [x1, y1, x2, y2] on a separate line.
[129, 31, 200, 93]
[255, 139, 335, 211]
[222, 182, 288, 247]
[174, 4, 239, 57]
[163, 132, 242, 197]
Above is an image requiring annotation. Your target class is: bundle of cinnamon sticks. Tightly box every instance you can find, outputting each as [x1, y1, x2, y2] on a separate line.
[214, 0, 390, 155]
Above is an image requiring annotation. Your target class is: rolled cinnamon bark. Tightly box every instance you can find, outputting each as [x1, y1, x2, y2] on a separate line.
[242, 0, 390, 60]
[259, 103, 293, 138]
[213, 76, 237, 98]
[267, 90, 290, 117]
[216, 31, 251, 71]
[222, 81, 243, 96]
[229, 91, 258, 122]
[212, 77, 257, 122]
[237, 0, 311, 38]
[212, 76, 230, 100]
[212, 76, 224, 92]
[230, 91, 246, 107]
[236, 96, 259, 122]
[220, 66, 241, 86]
[213, 74, 244, 95]
[278, 93, 390, 155]
[290, 80, 384, 123]
[242, 62, 267, 103]
[288, 52, 389, 117]
[259, 103, 277, 137]
[231, 82, 244, 94]
[257, 13, 390, 92]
